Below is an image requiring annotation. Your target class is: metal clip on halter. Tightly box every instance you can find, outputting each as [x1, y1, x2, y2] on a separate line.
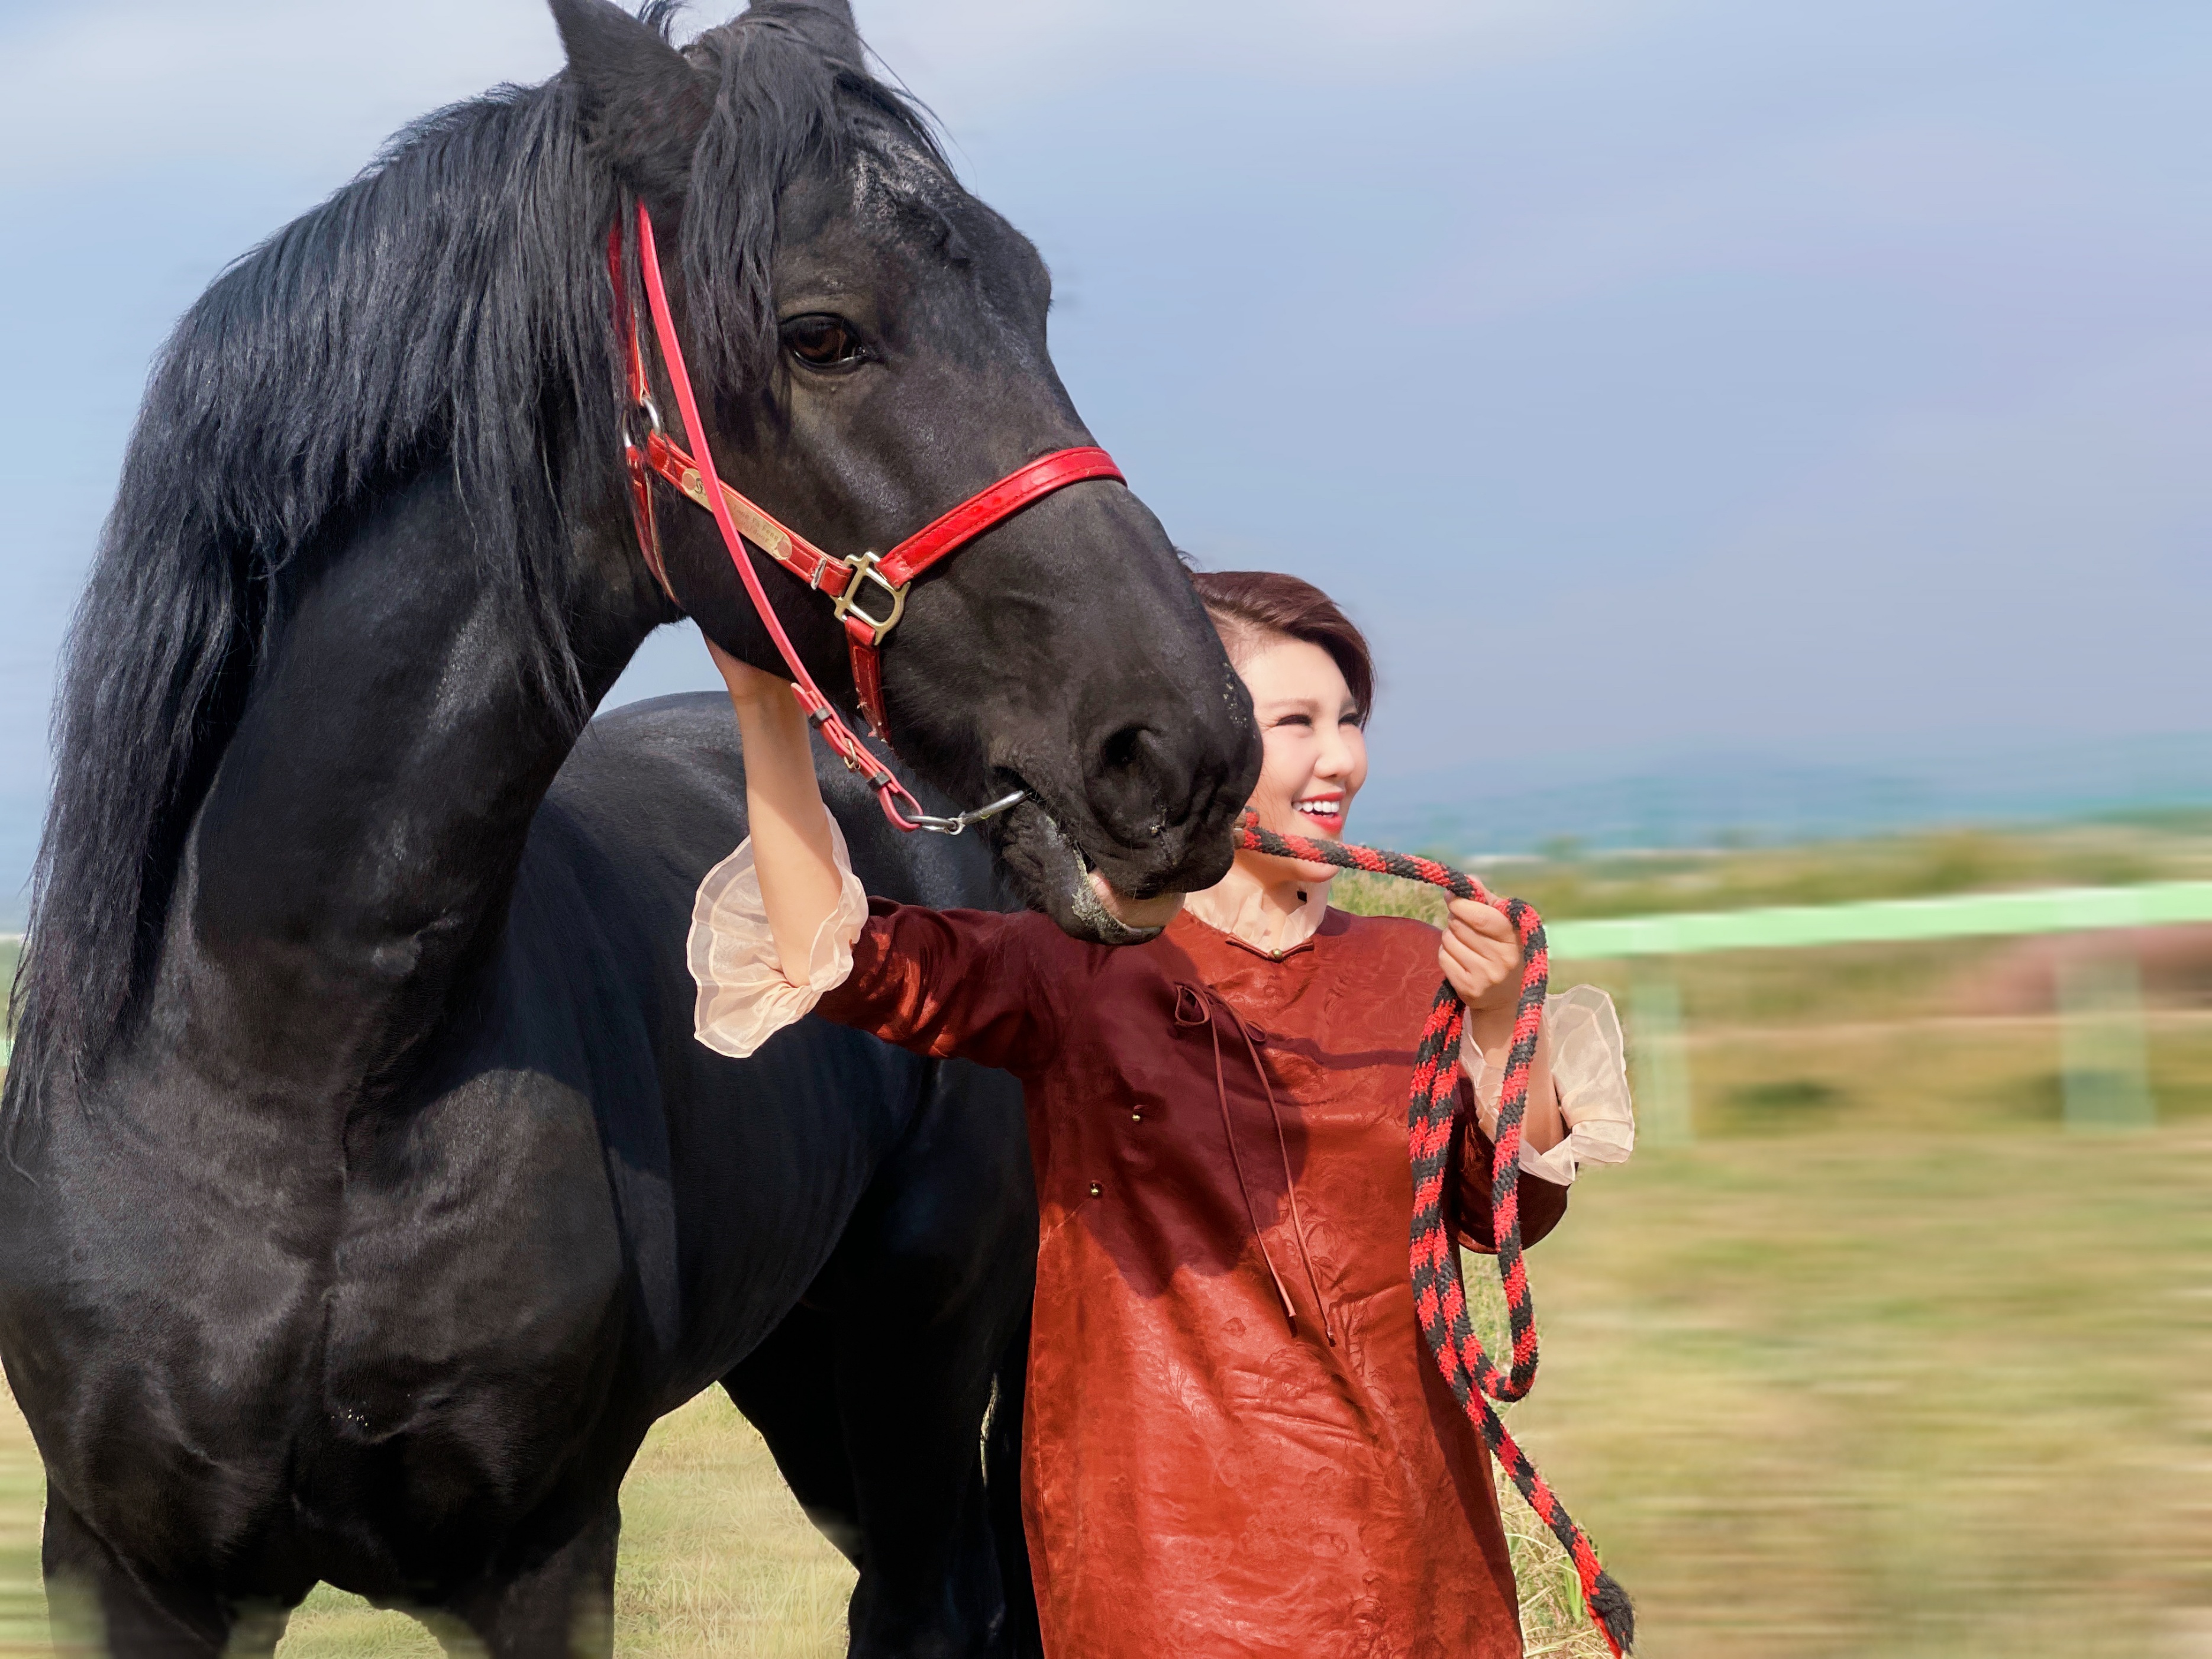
[828, 551, 908, 643]
[795, 696, 1021, 835]
[899, 787, 1029, 837]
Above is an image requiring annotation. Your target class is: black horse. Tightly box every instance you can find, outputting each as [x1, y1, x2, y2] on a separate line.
[0, 1, 1258, 1653]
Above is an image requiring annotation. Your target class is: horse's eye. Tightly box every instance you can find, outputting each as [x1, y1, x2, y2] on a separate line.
[782, 314, 866, 369]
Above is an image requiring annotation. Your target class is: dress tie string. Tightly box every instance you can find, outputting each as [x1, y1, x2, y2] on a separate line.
[1173, 983, 1336, 1346]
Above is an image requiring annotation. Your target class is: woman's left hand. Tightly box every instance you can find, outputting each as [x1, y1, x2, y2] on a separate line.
[1439, 897, 1524, 1014]
[1444, 898, 1566, 1153]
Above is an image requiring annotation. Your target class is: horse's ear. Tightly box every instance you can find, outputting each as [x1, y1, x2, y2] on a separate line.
[749, 0, 861, 53]
[792, 0, 857, 28]
[551, 0, 714, 211]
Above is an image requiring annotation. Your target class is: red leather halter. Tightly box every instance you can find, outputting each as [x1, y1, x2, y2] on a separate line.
[608, 202, 1125, 831]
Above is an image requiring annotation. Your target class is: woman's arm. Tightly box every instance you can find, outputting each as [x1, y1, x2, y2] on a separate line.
[1442, 896, 1567, 1156]
[691, 641, 1061, 1074]
[1455, 1108, 1571, 1253]
[708, 642, 845, 986]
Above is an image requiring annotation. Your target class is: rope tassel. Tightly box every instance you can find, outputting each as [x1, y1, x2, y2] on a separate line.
[1235, 815, 1636, 1657]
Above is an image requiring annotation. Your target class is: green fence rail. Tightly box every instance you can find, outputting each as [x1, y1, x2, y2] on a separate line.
[1546, 880, 2212, 1144]
[4, 891, 2209, 1104]
[1546, 880, 2212, 961]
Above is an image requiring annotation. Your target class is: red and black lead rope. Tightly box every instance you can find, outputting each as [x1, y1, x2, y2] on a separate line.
[1236, 816, 1636, 1657]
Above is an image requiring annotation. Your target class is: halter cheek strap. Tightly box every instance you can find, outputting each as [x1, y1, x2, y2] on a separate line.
[607, 204, 1123, 830]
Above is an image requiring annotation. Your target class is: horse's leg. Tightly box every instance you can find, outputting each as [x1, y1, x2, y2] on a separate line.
[441, 1506, 619, 1659]
[722, 1302, 867, 1565]
[983, 1313, 1043, 1659]
[40, 1489, 234, 1659]
[822, 1057, 1038, 1659]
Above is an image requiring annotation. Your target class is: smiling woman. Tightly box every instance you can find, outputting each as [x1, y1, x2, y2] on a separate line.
[693, 567, 1636, 1659]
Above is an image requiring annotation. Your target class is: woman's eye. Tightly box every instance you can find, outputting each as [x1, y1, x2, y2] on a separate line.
[781, 314, 866, 369]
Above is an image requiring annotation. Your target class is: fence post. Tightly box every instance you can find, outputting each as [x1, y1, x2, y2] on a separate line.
[2057, 953, 2155, 1132]
[1630, 963, 1695, 1147]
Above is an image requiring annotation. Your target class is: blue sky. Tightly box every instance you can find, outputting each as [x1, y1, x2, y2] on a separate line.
[1, 0, 2207, 895]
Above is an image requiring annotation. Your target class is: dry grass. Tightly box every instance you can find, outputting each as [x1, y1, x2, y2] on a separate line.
[250, 1393, 858, 1659]
[1434, 817, 2212, 923]
[1534, 1123, 2212, 1657]
[2, 895, 2209, 1655]
[0, 1096, 2203, 1658]
[0, 1372, 1603, 1658]
[0, 1374, 41, 1657]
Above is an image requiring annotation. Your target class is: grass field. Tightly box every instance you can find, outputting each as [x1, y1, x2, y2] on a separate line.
[1445, 814, 2212, 921]
[0, 1365, 1613, 1659]
[2, 1006, 2204, 1657]
[1519, 1080, 2212, 1658]
[2, 832, 2209, 1655]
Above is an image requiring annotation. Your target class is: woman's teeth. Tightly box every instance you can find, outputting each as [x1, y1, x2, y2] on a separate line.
[1296, 799, 1339, 818]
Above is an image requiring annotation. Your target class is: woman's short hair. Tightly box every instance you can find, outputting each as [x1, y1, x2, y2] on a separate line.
[1190, 570, 1374, 727]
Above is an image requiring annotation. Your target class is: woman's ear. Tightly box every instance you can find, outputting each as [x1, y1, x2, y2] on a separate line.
[550, 0, 714, 215]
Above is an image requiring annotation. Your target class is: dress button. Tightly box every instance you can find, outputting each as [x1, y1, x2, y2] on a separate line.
[1131, 1110, 1144, 1122]
[1088, 1182, 1103, 1198]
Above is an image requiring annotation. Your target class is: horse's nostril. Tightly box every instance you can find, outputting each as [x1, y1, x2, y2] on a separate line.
[1099, 724, 1149, 779]
[1086, 723, 1188, 845]
[1070, 709, 1245, 892]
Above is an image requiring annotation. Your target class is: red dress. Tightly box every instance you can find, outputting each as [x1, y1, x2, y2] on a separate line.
[815, 900, 1569, 1659]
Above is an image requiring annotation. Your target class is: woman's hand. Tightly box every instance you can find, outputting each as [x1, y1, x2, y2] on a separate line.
[1444, 897, 1567, 1154]
[1439, 897, 1523, 1015]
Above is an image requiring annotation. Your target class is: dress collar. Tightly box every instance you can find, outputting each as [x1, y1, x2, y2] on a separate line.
[1170, 903, 1341, 963]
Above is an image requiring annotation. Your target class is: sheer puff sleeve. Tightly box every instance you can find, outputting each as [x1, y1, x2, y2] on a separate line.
[1462, 983, 1635, 1187]
[688, 816, 870, 1060]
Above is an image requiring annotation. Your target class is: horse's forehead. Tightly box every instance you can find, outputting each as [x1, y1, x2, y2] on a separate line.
[845, 141, 970, 235]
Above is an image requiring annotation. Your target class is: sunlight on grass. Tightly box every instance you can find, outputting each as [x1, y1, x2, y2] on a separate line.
[0, 986, 2207, 1655]
[605, 1392, 852, 1659]
[1425, 818, 2212, 924]
[268, 1393, 855, 1659]
[1519, 1119, 2212, 1658]
[0, 1356, 1607, 1659]
[0, 1370, 42, 1659]
[0, 1374, 855, 1659]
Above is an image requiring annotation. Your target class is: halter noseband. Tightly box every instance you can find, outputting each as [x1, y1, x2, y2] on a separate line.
[608, 202, 1123, 832]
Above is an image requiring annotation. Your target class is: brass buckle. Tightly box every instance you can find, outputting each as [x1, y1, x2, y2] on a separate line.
[829, 552, 909, 642]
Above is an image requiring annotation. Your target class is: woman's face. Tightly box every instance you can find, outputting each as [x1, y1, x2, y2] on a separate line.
[1233, 633, 1369, 888]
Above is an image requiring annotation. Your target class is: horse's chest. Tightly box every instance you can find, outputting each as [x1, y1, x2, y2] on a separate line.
[4, 1066, 626, 1568]
[317, 1069, 626, 1447]
[0, 1086, 348, 1567]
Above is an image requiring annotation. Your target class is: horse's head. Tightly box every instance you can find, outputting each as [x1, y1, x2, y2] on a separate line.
[553, 0, 1259, 941]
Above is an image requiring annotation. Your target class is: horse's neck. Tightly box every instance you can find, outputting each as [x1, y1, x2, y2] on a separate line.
[166, 470, 649, 1100]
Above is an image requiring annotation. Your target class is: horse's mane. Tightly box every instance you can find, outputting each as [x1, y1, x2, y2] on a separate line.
[9, 0, 946, 1105]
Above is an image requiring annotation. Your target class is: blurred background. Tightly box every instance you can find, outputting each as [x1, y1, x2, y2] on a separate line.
[1, 1, 2208, 1655]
